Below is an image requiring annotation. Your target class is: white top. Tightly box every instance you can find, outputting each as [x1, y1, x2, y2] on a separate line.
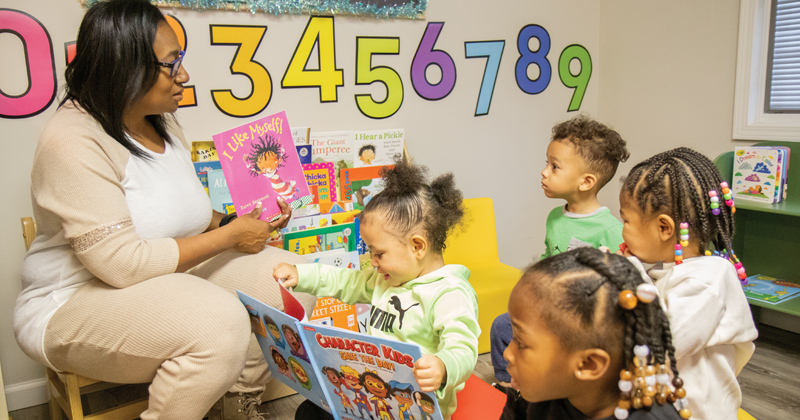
[639, 256, 758, 420]
[16, 133, 210, 369]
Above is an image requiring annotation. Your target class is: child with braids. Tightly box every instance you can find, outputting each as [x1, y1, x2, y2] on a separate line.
[501, 247, 689, 420]
[617, 147, 758, 420]
[274, 160, 480, 420]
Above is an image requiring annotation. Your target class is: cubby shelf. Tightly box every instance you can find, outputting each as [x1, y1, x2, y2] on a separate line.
[714, 141, 800, 317]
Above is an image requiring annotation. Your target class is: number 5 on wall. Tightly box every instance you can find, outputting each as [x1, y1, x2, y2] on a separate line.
[355, 37, 404, 119]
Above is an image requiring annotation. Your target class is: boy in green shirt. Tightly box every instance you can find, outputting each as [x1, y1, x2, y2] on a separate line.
[492, 115, 629, 388]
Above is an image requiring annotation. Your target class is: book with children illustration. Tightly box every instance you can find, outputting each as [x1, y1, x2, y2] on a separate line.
[340, 165, 394, 210]
[352, 129, 405, 168]
[731, 146, 789, 204]
[283, 220, 359, 255]
[212, 112, 314, 221]
[238, 290, 444, 420]
[741, 274, 800, 305]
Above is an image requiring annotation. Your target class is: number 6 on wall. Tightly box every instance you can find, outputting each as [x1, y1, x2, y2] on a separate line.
[355, 37, 404, 119]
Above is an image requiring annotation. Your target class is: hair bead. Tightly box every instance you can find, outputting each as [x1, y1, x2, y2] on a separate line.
[619, 290, 638, 310]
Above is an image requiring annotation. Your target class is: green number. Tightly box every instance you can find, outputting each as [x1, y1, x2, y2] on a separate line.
[558, 44, 592, 111]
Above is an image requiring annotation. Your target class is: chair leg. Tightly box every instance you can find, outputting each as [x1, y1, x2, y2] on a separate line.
[64, 374, 85, 420]
[49, 395, 63, 420]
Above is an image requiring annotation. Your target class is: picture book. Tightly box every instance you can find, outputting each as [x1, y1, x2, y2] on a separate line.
[353, 129, 405, 168]
[194, 160, 221, 176]
[237, 290, 444, 420]
[340, 165, 394, 210]
[741, 274, 800, 305]
[191, 140, 218, 162]
[292, 126, 311, 145]
[304, 162, 337, 204]
[207, 169, 233, 213]
[732, 147, 786, 203]
[310, 130, 354, 199]
[303, 249, 362, 331]
[297, 145, 312, 164]
[284, 221, 359, 255]
[212, 112, 314, 221]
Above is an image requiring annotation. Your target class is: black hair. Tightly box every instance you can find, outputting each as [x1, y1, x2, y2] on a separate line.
[360, 371, 394, 399]
[621, 147, 735, 258]
[245, 134, 288, 176]
[61, 0, 172, 160]
[359, 159, 465, 253]
[359, 144, 376, 156]
[551, 114, 630, 188]
[517, 247, 681, 382]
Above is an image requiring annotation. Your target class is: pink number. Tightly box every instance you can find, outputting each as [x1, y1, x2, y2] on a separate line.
[0, 9, 56, 118]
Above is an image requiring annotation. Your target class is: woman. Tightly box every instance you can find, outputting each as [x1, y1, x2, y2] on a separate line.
[13, 1, 313, 419]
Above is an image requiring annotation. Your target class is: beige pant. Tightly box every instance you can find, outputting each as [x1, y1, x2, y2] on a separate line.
[44, 248, 315, 419]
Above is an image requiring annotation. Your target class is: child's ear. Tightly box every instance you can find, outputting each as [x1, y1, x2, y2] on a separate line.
[410, 234, 428, 257]
[656, 214, 676, 242]
[574, 349, 612, 381]
[578, 173, 598, 192]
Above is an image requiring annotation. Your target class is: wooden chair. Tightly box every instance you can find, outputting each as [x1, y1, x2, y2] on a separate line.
[20, 217, 148, 420]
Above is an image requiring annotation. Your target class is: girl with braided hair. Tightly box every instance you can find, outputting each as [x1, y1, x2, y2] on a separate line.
[617, 147, 757, 420]
[501, 247, 688, 420]
[275, 159, 479, 420]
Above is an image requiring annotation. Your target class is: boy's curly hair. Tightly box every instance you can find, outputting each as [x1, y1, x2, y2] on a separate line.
[552, 115, 630, 188]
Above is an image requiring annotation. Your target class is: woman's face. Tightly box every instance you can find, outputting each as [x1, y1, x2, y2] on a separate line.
[128, 21, 189, 117]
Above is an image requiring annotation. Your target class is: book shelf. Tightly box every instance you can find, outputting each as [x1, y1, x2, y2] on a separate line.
[714, 141, 800, 318]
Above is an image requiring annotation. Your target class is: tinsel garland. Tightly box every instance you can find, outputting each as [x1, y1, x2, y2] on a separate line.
[82, 0, 427, 19]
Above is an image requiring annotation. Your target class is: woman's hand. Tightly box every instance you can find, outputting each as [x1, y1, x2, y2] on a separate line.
[413, 355, 446, 392]
[273, 263, 299, 288]
[228, 198, 292, 254]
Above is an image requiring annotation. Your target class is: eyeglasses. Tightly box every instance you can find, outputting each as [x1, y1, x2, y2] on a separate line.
[156, 50, 185, 77]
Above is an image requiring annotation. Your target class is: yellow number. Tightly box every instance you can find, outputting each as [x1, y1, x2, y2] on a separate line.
[210, 25, 271, 117]
[282, 17, 343, 102]
[355, 37, 403, 119]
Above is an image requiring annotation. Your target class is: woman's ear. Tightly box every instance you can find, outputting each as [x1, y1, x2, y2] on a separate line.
[574, 349, 612, 381]
[656, 214, 676, 242]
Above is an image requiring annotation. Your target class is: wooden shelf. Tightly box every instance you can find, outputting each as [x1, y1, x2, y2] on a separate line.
[714, 141, 800, 317]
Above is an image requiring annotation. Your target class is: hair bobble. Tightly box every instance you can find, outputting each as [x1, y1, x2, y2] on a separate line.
[618, 284, 659, 310]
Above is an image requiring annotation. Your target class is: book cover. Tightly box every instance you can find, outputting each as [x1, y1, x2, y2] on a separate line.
[304, 250, 361, 332]
[353, 129, 405, 168]
[310, 130, 355, 200]
[192, 140, 218, 162]
[742, 274, 800, 304]
[732, 147, 782, 203]
[212, 112, 314, 221]
[237, 290, 444, 420]
[207, 169, 233, 213]
[292, 126, 311, 145]
[297, 145, 313, 164]
[284, 221, 359, 255]
[303, 162, 337, 204]
[340, 165, 394, 210]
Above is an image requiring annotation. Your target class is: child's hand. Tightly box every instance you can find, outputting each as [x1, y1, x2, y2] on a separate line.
[413, 355, 446, 392]
[273, 263, 299, 288]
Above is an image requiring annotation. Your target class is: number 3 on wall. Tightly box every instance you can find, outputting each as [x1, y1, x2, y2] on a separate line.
[210, 25, 272, 118]
[0, 9, 56, 119]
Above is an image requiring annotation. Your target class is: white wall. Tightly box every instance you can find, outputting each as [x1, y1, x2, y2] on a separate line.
[596, 0, 745, 215]
[0, 0, 600, 409]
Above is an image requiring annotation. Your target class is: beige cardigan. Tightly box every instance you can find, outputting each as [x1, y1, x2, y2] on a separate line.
[15, 102, 189, 368]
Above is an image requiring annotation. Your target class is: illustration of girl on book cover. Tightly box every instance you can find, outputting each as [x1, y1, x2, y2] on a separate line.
[271, 347, 296, 383]
[243, 134, 298, 201]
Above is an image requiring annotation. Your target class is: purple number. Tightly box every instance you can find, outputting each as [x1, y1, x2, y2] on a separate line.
[411, 22, 456, 100]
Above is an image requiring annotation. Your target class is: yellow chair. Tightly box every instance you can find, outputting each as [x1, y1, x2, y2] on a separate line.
[21, 217, 148, 420]
[443, 198, 522, 354]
